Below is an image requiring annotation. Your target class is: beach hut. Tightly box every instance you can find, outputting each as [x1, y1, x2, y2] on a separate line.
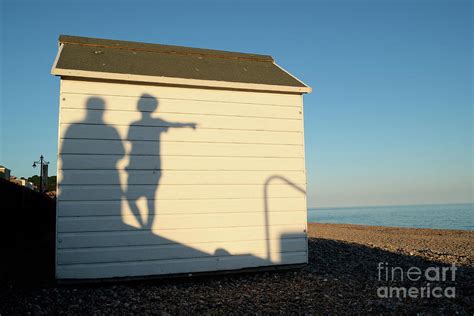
[51, 35, 311, 280]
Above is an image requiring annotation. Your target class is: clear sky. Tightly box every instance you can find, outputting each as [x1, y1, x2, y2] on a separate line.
[1, 0, 472, 207]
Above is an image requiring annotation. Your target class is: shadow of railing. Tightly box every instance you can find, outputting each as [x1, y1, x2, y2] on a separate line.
[263, 175, 306, 261]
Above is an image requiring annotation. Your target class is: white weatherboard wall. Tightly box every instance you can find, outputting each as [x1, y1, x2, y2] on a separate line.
[56, 79, 308, 279]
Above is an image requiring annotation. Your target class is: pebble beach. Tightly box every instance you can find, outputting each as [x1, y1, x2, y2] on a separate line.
[1, 223, 472, 314]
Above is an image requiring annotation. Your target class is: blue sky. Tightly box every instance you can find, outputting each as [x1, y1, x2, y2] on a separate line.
[1, 0, 472, 207]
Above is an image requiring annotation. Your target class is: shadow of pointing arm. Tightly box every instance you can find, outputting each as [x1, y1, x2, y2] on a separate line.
[263, 175, 306, 261]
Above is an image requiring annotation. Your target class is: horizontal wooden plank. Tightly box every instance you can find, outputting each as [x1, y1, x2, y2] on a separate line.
[57, 183, 306, 201]
[57, 225, 306, 248]
[58, 155, 305, 170]
[58, 211, 306, 233]
[59, 139, 303, 158]
[60, 108, 303, 132]
[56, 251, 307, 279]
[57, 238, 307, 264]
[61, 93, 302, 119]
[58, 170, 306, 185]
[58, 197, 307, 217]
[60, 123, 303, 145]
[60, 79, 302, 107]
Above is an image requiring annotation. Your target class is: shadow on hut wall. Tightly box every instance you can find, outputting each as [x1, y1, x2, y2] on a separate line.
[124, 94, 196, 229]
[263, 175, 307, 262]
[58, 96, 202, 274]
[56, 95, 306, 279]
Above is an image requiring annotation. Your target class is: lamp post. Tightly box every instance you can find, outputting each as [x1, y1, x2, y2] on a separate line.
[32, 155, 49, 193]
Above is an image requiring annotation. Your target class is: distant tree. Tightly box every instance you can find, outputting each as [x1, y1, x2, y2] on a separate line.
[47, 176, 57, 191]
[27, 175, 57, 191]
[28, 175, 40, 187]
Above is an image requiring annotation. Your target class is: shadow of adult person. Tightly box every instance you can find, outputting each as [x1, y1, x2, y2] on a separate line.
[126, 94, 196, 229]
[60, 97, 125, 234]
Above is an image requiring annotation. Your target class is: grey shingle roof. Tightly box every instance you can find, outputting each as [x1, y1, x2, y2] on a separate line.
[54, 35, 309, 90]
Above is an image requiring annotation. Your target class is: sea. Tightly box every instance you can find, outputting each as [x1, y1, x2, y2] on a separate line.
[307, 203, 474, 231]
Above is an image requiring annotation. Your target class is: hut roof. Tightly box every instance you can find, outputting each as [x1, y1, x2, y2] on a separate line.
[52, 35, 311, 93]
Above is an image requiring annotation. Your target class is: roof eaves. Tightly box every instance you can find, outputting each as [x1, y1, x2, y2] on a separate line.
[51, 67, 311, 94]
[273, 62, 312, 94]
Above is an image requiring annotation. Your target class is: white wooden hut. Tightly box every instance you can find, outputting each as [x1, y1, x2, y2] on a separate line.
[51, 35, 311, 280]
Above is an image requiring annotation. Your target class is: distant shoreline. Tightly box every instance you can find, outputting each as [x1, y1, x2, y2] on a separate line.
[308, 202, 473, 210]
[307, 203, 473, 231]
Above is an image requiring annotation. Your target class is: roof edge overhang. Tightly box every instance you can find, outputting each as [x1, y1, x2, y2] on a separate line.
[51, 44, 311, 94]
[51, 68, 312, 94]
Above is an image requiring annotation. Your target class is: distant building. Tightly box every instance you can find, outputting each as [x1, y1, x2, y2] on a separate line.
[9, 176, 21, 186]
[9, 176, 36, 190]
[20, 178, 35, 190]
[0, 165, 11, 180]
